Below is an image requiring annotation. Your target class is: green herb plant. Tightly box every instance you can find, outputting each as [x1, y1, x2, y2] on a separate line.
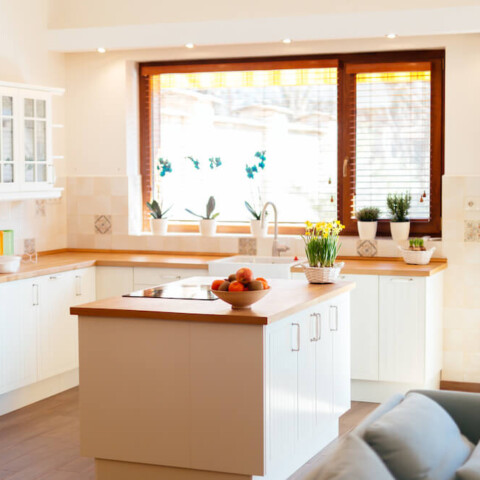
[409, 238, 426, 251]
[146, 199, 172, 219]
[185, 196, 220, 220]
[387, 193, 412, 222]
[356, 207, 380, 222]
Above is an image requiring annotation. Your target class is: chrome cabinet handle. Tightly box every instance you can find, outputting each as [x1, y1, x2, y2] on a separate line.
[309, 313, 317, 342]
[75, 275, 82, 296]
[32, 284, 39, 306]
[316, 313, 322, 341]
[291, 323, 300, 352]
[390, 278, 414, 283]
[329, 305, 338, 331]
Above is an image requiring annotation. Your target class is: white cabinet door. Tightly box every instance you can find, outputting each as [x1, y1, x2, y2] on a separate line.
[71, 267, 96, 306]
[379, 276, 426, 384]
[297, 310, 317, 443]
[341, 274, 379, 381]
[331, 293, 351, 416]
[96, 266, 134, 299]
[313, 303, 334, 429]
[267, 318, 298, 464]
[0, 279, 38, 395]
[38, 271, 78, 380]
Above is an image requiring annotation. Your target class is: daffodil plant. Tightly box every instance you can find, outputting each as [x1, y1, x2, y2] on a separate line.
[302, 221, 345, 268]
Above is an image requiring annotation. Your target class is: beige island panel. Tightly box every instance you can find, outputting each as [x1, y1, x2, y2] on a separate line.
[71, 277, 355, 325]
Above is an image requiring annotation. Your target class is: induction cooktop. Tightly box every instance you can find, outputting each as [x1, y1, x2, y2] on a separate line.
[123, 283, 219, 301]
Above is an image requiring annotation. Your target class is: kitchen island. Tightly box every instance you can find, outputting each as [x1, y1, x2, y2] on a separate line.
[71, 277, 354, 480]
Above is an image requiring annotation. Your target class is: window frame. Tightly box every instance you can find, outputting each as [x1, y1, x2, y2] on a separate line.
[139, 49, 444, 236]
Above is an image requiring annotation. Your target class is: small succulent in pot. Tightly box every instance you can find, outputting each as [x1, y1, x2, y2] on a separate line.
[146, 199, 172, 219]
[146, 200, 172, 235]
[185, 196, 220, 236]
[356, 207, 380, 240]
[387, 192, 412, 242]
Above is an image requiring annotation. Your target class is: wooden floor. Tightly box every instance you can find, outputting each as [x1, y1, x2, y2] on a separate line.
[0, 388, 377, 480]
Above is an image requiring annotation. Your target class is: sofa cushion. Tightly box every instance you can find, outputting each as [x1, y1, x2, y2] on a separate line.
[364, 392, 474, 480]
[305, 434, 394, 480]
[456, 442, 480, 480]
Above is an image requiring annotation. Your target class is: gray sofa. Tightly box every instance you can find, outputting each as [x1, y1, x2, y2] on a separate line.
[306, 390, 480, 480]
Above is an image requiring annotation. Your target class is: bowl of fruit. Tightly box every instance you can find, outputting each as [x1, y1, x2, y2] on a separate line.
[210, 268, 271, 309]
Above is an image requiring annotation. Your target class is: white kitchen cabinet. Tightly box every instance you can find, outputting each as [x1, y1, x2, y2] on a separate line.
[341, 274, 379, 381]
[330, 293, 351, 416]
[265, 296, 350, 477]
[96, 266, 134, 299]
[379, 276, 426, 384]
[133, 267, 203, 290]
[0, 278, 38, 395]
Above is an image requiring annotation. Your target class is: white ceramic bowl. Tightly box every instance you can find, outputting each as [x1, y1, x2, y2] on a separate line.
[0, 256, 21, 274]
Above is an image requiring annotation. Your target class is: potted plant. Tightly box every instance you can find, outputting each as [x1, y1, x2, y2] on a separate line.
[301, 220, 345, 284]
[398, 237, 435, 265]
[185, 196, 220, 236]
[245, 150, 268, 237]
[355, 207, 380, 240]
[146, 200, 172, 235]
[387, 192, 412, 242]
[245, 201, 268, 238]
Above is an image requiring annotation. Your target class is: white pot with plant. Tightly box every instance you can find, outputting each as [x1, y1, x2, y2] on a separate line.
[185, 196, 219, 236]
[355, 207, 380, 240]
[245, 201, 268, 237]
[146, 200, 172, 235]
[387, 192, 412, 242]
[301, 220, 345, 284]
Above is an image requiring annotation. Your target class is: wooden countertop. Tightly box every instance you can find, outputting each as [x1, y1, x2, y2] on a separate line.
[0, 250, 447, 284]
[71, 277, 355, 325]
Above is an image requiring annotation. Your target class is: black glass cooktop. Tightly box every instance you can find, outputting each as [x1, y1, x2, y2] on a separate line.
[123, 283, 218, 301]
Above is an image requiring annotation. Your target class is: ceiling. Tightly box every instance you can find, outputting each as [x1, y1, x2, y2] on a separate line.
[46, 0, 480, 52]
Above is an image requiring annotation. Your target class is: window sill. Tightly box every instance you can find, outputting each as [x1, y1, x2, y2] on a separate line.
[0, 187, 63, 202]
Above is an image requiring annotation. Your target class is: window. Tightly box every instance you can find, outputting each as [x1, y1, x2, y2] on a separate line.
[0, 86, 55, 193]
[140, 51, 444, 235]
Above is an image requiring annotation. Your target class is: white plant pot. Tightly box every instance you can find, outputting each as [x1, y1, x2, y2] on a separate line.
[357, 221, 378, 240]
[250, 219, 268, 238]
[150, 218, 168, 236]
[390, 221, 410, 242]
[200, 219, 216, 236]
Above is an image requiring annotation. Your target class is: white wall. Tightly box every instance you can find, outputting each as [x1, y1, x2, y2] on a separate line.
[65, 33, 480, 383]
[0, 0, 67, 252]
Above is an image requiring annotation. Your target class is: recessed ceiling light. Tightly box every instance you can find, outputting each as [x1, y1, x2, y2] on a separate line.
[282, 38, 292, 44]
[185, 43, 195, 49]
[385, 33, 397, 39]
[97, 47, 106, 53]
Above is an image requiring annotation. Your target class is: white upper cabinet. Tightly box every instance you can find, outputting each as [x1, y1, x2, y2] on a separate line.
[0, 82, 63, 199]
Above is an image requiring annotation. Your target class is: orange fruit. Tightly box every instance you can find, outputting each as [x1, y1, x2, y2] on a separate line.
[256, 277, 269, 289]
[228, 281, 246, 292]
[211, 279, 224, 291]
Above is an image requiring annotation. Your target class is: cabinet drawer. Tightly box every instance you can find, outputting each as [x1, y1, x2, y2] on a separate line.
[133, 267, 205, 286]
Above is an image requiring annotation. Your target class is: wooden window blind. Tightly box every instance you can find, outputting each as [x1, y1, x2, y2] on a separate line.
[340, 56, 444, 236]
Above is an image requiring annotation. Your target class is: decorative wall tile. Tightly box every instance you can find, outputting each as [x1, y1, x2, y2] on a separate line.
[465, 220, 480, 242]
[35, 200, 46, 217]
[94, 215, 112, 234]
[356, 239, 378, 257]
[238, 237, 257, 255]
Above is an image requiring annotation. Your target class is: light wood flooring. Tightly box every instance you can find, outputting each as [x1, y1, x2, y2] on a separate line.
[0, 388, 377, 480]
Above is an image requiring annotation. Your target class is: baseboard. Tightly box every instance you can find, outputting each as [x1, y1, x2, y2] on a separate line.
[440, 380, 480, 393]
[0, 369, 79, 416]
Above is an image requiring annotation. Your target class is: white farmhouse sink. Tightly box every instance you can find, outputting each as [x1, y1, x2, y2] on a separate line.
[208, 255, 301, 279]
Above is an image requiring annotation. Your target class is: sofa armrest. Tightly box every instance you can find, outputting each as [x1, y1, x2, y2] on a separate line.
[409, 389, 480, 444]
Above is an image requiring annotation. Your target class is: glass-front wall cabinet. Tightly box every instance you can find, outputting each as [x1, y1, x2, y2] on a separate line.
[0, 86, 53, 192]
